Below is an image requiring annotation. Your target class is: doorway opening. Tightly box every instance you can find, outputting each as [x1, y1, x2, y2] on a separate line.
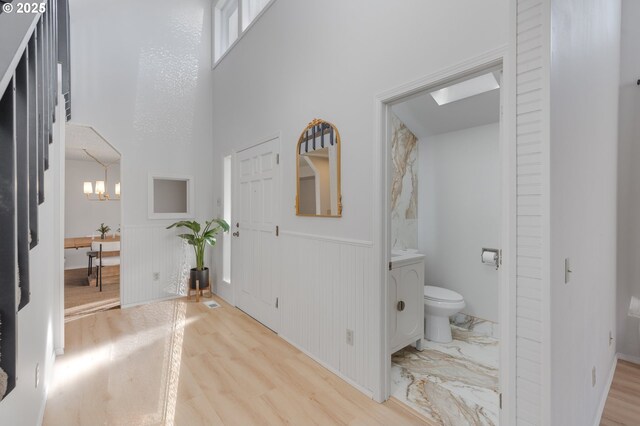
[63, 124, 122, 322]
[379, 58, 513, 425]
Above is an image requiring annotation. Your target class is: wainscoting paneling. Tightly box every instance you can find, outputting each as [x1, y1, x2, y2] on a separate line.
[121, 225, 191, 307]
[515, 0, 549, 424]
[279, 231, 375, 394]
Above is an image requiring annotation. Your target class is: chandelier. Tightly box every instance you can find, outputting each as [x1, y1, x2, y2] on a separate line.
[82, 149, 120, 201]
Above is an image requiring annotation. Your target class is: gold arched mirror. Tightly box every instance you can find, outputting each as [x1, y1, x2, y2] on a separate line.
[296, 119, 342, 217]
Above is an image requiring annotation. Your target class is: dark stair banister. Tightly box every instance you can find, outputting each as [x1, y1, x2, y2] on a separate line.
[28, 33, 39, 249]
[0, 78, 18, 399]
[0, 0, 68, 400]
[16, 46, 30, 310]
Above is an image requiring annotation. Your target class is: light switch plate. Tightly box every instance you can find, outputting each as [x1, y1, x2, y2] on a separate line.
[565, 258, 571, 284]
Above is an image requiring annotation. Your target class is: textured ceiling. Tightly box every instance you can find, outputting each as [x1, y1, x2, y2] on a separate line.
[65, 124, 120, 164]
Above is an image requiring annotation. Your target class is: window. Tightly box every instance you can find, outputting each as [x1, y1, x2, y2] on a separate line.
[226, 6, 239, 47]
[213, 0, 274, 65]
[242, 0, 270, 30]
[215, 0, 239, 62]
[222, 156, 232, 283]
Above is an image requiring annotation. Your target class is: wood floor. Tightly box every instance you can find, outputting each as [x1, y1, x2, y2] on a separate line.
[64, 268, 120, 322]
[601, 359, 640, 425]
[44, 297, 432, 426]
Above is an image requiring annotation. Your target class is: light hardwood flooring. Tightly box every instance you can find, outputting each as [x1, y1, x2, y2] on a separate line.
[601, 359, 640, 425]
[64, 268, 120, 322]
[44, 297, 433, 426]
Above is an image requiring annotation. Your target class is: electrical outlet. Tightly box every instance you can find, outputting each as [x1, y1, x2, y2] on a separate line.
[346, 329, 354, 346]
[592, 366, 596, 387]
[35, 363, 39, 389]
[153, 272, 160, 281]
[609, 331, 613, 346]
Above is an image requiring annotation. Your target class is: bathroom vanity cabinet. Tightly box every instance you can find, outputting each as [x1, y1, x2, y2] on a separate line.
[388, 252, 425, 353]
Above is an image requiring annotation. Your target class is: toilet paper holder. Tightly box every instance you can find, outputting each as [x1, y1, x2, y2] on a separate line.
[481, 248, 501, 270]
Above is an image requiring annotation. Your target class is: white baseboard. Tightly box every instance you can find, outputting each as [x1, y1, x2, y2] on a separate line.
[213, 288, 233, 306]
[593, 354, 618, 426]
[617, 352, 640, 365]
[120, 293, 183, 309]
[38, 381, 48, 425]
[39, 348, 58, 425]
[278, 334, 374, 400]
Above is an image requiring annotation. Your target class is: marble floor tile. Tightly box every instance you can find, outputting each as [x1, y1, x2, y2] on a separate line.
[391, 325, 500, 426]
[451, 313, 500, 339]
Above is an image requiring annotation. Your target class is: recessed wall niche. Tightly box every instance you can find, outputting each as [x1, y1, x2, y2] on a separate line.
[148, 174, 194, 219]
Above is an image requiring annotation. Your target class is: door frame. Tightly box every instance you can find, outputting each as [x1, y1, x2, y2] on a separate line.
[231, 132, 282, 328]
[57, 121, 124, 354]
[372, 46, 516, 425]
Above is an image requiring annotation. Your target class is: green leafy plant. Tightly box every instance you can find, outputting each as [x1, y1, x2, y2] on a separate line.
[167, 219, 230, 270]
[96, 223, 111, 239]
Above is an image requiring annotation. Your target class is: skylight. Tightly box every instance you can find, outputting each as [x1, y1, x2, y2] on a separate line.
[430, 73, 500, 106]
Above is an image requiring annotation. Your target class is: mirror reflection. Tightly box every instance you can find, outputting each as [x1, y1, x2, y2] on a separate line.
[296, 119, 341, 217]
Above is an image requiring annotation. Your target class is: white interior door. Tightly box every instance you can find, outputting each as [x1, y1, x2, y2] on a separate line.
[231, 137, 280, 332]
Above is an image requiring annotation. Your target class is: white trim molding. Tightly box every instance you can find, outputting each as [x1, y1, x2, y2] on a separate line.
[617, 352, 640, 365]
[372, 47, 517, 423]
[514, 1, 552, 424]
[280, 230, 373, 248]
[279, 334, 374, 399]
[593, 354, 618, 426]
[147, 173, 195, 220]
[55, 65, 67, 356]
[120, 293, 183, 310]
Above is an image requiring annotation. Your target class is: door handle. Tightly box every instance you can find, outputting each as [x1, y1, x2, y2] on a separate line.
[397, 301, 405, 312]
[232, 231, 240, 237]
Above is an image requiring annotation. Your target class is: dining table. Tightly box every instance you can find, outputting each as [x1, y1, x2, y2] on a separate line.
[64, 235, 120, 250]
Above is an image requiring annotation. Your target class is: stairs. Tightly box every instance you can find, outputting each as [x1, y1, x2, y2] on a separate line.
[0, 0, 67, 400]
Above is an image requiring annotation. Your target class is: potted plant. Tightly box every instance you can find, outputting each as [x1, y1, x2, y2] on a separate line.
[96, 223, 111, 240]
[167, 218, 229, 290]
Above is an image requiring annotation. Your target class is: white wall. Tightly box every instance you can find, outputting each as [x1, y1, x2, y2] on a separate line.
[64, 159, 121, 269]
[305, 155, 331, 215]
[617, 0, 640, 360]
[549, 0, 621, 424]
[212, 0, 508, 399]
[418, 123, 500, 323]
[69, 0, 216, 306]
[298, 177, 315, 213]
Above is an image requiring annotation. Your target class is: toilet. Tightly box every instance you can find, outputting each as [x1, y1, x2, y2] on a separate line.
[423, 286, 465, 343]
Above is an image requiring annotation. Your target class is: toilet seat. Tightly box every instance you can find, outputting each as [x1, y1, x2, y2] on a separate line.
[424, 285, 464, 303]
